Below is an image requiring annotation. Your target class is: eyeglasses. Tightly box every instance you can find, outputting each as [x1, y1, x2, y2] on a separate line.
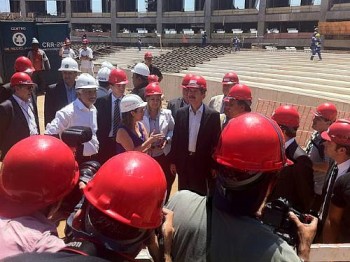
[20, 85, 34, 91]
[135, 107, 145, 113]
[149, 98, 161, 102]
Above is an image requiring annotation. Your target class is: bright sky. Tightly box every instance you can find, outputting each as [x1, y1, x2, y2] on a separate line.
[0, 0, 10, 12]
[0, 0, 322, 14]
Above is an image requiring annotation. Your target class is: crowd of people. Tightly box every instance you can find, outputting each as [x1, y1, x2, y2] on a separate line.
[0, 41, 349, 262]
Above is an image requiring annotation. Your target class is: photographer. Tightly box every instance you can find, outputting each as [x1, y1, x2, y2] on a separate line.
[0, 136, 79, 259]
[45, 73, 99, 162]
[166, 113, 318, 261]
[5, 152, 173, 262]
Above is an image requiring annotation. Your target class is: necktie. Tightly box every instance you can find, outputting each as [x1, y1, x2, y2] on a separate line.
[320, 165, 338, 222]
[113, 99, 121, 137]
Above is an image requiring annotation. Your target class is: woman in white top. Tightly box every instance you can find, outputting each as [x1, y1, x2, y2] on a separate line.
[142, 82, 175, 201]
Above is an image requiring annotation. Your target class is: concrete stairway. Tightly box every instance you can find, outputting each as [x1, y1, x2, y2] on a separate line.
[180, 51, 350, 104]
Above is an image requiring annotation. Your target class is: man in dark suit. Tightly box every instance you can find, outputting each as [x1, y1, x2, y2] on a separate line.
[44, 57, 80, 125]
[169, 75, 221, 196]
[0, 73, 39, 160]
[95, 68, 128, 164]
[268, 105, 314, 213]
[167, 74, 193, 119]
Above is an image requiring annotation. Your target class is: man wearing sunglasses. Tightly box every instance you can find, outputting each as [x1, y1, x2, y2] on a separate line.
[0, 72, 39, 160]
[166, 113, 318, 262]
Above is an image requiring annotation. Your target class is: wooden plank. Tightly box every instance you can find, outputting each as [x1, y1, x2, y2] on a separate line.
[309, 244, 350, 261]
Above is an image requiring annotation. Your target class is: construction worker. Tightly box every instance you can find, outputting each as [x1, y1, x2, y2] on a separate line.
[144, 52, 163, 82]
[310, 32, 322, 61]
[166, 113, 318, 261]
[130, 63, 150, 101]
[59, 38, 76, 59]
[44, 57, 81, 125]
[319, 119, 350, 243]
[221, 83, 252, 129]
[209, 72, 239, 113]
[169, 75, 221, 196]
[167, 73, 193, 119]
[306, 102, 338, 210]
[269, 105, 314, 213]
[0, 135, 79, 259]
[45, 73, 99, 162]
[27, 37, 50, 93]
[0, 56, 36, 103]
[0, 72, 39, 160]
[79, 38, 94, 75]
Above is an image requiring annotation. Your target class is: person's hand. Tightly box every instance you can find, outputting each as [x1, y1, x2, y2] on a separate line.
[289, 212, 318, 261]
[170, 164, 177, 176]
[149, 131, 164, 144]
[162, 208, 174, 262]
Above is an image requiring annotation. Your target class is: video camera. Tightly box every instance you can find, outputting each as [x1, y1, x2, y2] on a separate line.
[60, 126, 100, 213]
[261, 198, 307, 247]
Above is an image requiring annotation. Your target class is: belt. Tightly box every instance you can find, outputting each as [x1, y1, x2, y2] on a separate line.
[188, 151, 196, 156]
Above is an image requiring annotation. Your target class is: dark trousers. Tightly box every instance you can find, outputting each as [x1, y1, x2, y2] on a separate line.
[97, 137, 116, 165]
[177, 154, 213, 196]
[32, 70, 47, 93]
[154, 153, 175, 202]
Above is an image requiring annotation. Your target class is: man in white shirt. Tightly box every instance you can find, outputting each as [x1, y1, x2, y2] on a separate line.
[79, 39, 94, 76]
[45, 73, 99, 161]
[169, 75, 221, 196]
[59, 38, 76, 59]
[0, 72, 39, 160]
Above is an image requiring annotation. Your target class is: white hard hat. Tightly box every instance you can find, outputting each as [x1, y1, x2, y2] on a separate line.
[131, 63, 150, 77]
[75, 73, 98, 89]
[32, 37, 39, 44]
[120, 94, 147, 113]
[97, 67, 111, 82]
[101, 61, 116, 70]
[59, 57, 81, 72]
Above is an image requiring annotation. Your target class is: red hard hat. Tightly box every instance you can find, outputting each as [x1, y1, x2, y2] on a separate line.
[181, 73, 194, 88]
[222, 72, 239, 85]
[148, 74, 159, 83]
[84, 152, 167, 229]
[108, 68, 128, 85]
[271, 105, 300, 128]
[14, 56, 35, 73]
[0, 135, 79, 218]
[82, 38, 89, 44]
[321, 119, 350, 146]
[145, 82, 162, 96]
[213, 113, 287, 171]
[314, 102, 337, 122]
[186, 75, 207, 90]
[144, 52, 153, 58]
[224, 83, 252, 101]
[10, 72, 34, 87]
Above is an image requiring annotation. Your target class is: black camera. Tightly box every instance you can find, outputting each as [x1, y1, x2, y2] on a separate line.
[61, 126, 92, 164]
[261, 198, 307, 247]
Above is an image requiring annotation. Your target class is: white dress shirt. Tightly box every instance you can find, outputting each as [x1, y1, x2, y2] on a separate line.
[336, 158, 350, 181]
[188, 104, 204, 153]
[12, 95, 38, 136]
[45, 98, 99, 156]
